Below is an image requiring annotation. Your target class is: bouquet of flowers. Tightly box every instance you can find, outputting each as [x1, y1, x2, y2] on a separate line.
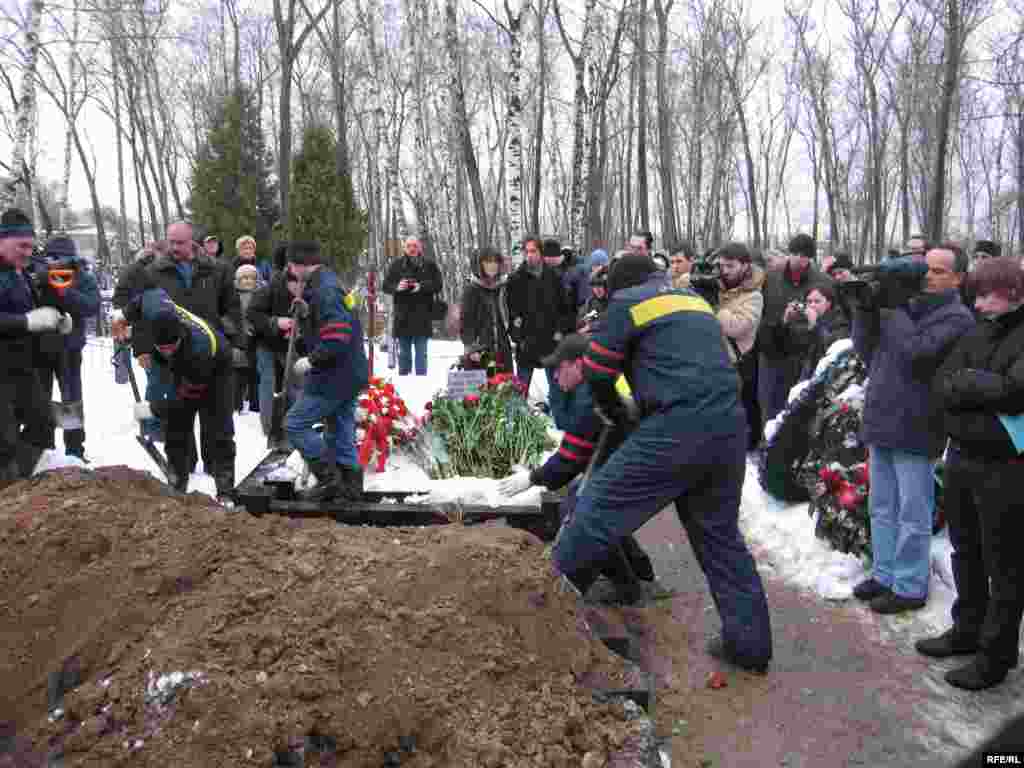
[356, 377, 419, 472]
[411, 372, 554, 479]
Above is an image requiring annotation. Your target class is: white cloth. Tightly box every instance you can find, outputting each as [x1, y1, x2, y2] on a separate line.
[496, 470, 533, 497]
[25, 307, 60, 333]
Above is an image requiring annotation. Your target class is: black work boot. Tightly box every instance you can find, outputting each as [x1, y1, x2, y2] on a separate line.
[915, 628, 979, 659]
[945, 654, 1012, 691]
[299, 459, 340, 502]
[215, 471, 236, 507]
[338, 465, 364, 501]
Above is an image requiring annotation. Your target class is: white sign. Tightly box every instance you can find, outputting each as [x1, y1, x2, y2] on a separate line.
[446, 369, 488, 399]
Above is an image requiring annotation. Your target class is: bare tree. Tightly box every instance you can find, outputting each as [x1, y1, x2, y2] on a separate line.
[1, 0, 42, 210]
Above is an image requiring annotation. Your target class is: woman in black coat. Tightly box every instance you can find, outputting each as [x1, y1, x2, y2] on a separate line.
[915, 256, 1024, 691]
[784, 283, 851, 381]
[459, 246, 513, 374]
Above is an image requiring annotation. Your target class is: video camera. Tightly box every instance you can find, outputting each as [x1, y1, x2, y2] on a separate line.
[835, 256, 928, 310]
[688, 249, 721, 307]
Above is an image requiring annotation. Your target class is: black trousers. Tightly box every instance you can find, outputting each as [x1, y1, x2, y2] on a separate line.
[38, 348, 85, 455]
[0, 368, 55, 481]
[946, 443, 1024, 667]
[160, 376, 236, 494]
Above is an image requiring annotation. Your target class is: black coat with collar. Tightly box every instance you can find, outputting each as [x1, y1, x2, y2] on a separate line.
[935, 303, 1024, 460]
[134, 254, 242, 355]
[381, 255, 443, 339]
[505, 262, 569, 367]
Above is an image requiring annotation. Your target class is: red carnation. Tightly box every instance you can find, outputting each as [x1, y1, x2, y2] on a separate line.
[838, 487, 862, 510]
[464, 394, 480, 407]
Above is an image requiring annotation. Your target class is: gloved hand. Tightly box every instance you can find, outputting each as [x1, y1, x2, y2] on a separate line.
[57, 312, 73, 335]
[231, 347, 248, 366]
[110, 309, 131, 341]
[133, 402, 154, 422]
[497, 470, 533, 497]
[25, 307, 61, 333]
[293, 357, 312, 376]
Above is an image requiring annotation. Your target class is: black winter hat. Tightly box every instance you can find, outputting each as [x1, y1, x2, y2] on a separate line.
[540, 333, 590, 368]
[287, 240, 322, 266]
[542, 239, 562, 259]
[788, 233, 816, 260]
[44, 235, 78, 261]
[828, 252, 854, 274]
[151, 310, 181, 346]
[607, 253, 656, 296]
[0, 208, 34, 239]
[974, 240, 1002, 259]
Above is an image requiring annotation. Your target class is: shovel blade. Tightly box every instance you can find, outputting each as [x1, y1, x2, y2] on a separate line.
[51, 401, 84, 430]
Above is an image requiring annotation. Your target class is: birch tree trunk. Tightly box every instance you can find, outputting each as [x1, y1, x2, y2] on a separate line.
[653, 0, 677, 246]
[60, 0, 81, 232]
[2, 0, 43, 210]
[505, 0, 527, 262]
[635, 0, 650, 232]
[927, 0, 962, 242]
[530, 0, 548, 237]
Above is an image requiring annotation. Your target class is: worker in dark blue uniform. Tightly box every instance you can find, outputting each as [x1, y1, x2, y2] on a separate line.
[284, 241, 370, 502]
[115, 288, 236, 500]
[496, 333, 656, 602]
[0, 209, 61, 484]
[552, 253, 773, 673]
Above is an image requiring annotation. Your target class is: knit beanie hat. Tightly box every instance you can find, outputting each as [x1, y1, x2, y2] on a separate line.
[542, 239, 562, 259]
[287, 240, 322, 266]
[0, 208, 34, 239]
[44, 235, 78, 262]
[607, 253, 656, 296]
[151, 309, 181, 346]
[787, 233, 816, 260]
[588, 249, 609, 269]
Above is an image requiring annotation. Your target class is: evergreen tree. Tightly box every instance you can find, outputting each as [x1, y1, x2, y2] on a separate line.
[290, 123, 366, 273]
[189, 88, 279, 266]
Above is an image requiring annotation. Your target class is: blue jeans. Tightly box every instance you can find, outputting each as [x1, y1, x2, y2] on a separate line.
[285, 394, 359, 468]
[397, 336, 428, 375]
[554, 408, 772, 668]
[868, 445, 934, 600]
[142, 358, 175, 440]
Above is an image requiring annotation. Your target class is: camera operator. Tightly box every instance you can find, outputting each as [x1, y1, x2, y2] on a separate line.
[850, 242, 975, 615]
[757, 234, 833, 423]
[576, 265, 609, 334]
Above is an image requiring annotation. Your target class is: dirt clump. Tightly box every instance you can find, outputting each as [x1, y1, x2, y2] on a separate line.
[0, 467, 644, 767]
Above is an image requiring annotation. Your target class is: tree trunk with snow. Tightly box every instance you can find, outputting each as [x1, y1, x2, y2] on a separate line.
[2, 0, 43, 211]
[505, 0, 526, 263]
[59, 0, 81, 232]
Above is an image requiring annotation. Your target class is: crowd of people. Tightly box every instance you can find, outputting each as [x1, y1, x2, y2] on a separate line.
[3, 201, 1024, 690]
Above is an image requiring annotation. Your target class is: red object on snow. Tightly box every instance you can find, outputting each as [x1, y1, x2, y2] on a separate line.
[706, 671, 728, 689]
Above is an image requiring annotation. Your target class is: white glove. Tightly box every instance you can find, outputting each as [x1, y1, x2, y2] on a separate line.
[497, 470, 533, 497]
[293, 357, 312, 376]
[25, 307, 60, 333]
[57, 313, 73, 335]
[133, 402, 154, 422]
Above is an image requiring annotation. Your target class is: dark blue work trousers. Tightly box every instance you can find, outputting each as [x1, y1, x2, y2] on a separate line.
[553, 406, 772, 668]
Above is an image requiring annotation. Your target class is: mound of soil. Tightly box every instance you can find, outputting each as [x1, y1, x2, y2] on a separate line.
[0, 467, 648, 767]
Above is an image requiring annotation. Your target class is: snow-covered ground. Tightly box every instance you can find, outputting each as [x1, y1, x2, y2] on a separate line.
[55, 336, 957, 635]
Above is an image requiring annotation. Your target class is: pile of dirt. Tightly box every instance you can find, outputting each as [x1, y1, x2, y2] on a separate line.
[0, 467, 650, 767]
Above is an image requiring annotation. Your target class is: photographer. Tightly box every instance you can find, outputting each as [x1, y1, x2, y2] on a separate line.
[382, 237, 443, 376]
[850, 243, 975, 615]
[785, 284, 850, 381]
[757, 234, 832, 423]
[577, 265, 609, 334]
[459, 246, 513, 374]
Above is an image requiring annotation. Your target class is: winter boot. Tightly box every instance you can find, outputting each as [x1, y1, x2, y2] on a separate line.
[915, 628, 979, 659]
[299, 459, 340, 502]
[215, 470, 236, 507]
[945, 654, 1011, 691]
[338, 465, 364, 501]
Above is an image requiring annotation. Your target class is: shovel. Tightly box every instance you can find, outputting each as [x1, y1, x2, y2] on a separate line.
[50, 401, 84, 430]
[115, 341, 172, 482]
[268, 290, 308, 449]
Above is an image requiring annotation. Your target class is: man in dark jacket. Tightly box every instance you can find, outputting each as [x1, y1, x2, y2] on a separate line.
[757, 233, 833, 422]
[247, 245, 307, 441]
[553, 253, 773, 673]
[459, 246, 512, 373]
[0, 209, 60, 484]
[382, 236, 442, 376]
[285, 241, 370, 501]
[31, 235, 100, 461]
[507, 235, 572, 413]
[850, 243, 976, 615]
[117, 287, 236, 500]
